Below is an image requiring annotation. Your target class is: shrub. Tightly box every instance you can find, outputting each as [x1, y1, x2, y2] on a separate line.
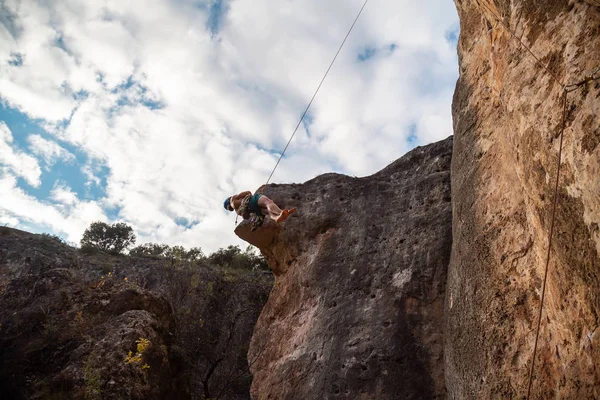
[129, 243, 170, 258]
[184, 247, 204, 261]
[164, 245, 186, 260]
[208, 245, 268, 270]
[84, 353, 102, 400]
[130, 243, 205, 262]
[80, 222, 136, 254]
[38, 233, 65, 243]
[123, 337, 151, 371]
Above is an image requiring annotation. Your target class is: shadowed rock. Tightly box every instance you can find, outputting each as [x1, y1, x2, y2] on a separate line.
[238, 136, 453, 400]
[0, 227, 272, 400]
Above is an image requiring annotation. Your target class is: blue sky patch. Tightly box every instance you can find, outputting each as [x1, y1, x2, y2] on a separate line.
[406, 123, 419, 147]
[1, 102, 48, 143]
[255, 143, 285, 158]
[73, 90, 89, 101]
[175, 217, 199, 229]
[358, 47, 377, 62]
[0, 3, 22, 39]
[54, 35, 72, 56]
[301, 113, 314, 138]
[445, 24, 460, 45]
[111, 75, 136, 94]
[206, 0, 228, 37]
[357, 43, 397, 62]
[103, 205, 122, 221]
[8, 52, 23, 66]
[0, 103, 108, 202]
[112, 75, 165, 111]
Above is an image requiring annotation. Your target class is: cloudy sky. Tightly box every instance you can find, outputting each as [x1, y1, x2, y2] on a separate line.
[0, 0, 459, 253]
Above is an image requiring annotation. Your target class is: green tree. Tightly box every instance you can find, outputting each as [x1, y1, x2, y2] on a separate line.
[208, 245, 242, 267]
[208, 245, 268, 270]
[184, 247, 204, 261]
[130, 243, 205, 261]
[80, 221, 136, 254]
[129, 242, 170, 257]
[165, 245, 186, 260]
[243, 246, 269, 271]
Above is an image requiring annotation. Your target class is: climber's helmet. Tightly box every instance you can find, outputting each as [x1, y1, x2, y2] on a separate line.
[223, 197, 233, 212]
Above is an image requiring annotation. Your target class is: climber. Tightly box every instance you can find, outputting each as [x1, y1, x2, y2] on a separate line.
[224, 191, 296, 223]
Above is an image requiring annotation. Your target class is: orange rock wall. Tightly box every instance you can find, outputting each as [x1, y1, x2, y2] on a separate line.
[446, 1, 600, 398]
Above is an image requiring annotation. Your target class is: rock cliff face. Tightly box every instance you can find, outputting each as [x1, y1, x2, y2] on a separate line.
[237, 137, 452, 399]
[446, 1, 600, 398]
[241, 2, 600, 399]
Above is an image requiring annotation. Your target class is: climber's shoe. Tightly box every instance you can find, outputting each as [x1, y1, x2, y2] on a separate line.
[277, 208, 296, 223]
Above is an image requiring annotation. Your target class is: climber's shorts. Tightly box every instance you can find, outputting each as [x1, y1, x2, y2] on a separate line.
[248, 194, 264, 216]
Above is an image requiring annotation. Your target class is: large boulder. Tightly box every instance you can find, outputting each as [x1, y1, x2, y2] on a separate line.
[238, 137, 453, 399]
[446, 1, 600, 398]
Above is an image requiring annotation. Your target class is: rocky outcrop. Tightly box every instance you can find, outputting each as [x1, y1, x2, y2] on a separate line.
[446, 1, 600, 398]
[0, 258, 179, 399]
[0, 227, 272, 399]
[238, 137, 452, 399]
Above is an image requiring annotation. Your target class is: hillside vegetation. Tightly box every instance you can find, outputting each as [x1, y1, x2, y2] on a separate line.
[0, 226, 272, 400]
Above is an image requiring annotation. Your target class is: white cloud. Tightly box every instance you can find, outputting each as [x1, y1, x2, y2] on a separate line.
[0, 122, 42, 187]
[28, 134, 75, 167]
[82, 163, 102, 187]
[0, 1, 79, 121]
[50, 182, 78, 206]
[0, 211, 20, 227]
[0, 174, 106, 242]
[0, 0, 458, 253]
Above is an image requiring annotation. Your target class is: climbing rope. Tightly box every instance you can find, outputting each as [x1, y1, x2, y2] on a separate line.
[260, 0, 371, 192]
[525, 90, 567, 400]
[478, 1, 566, 89]
[475, 2, 600, 398]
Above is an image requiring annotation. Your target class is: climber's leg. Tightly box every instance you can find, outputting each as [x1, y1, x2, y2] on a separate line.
[257, 195, 296, 222]
[257, 195, 281, 220]
[276, 207, 296, 223]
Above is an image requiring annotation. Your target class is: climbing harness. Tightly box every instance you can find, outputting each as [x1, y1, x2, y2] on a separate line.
[234, 194, 265, 231]
[476, 2, 600, 399]
[234, 194, 251, 225]
[249, 214, 265, 232]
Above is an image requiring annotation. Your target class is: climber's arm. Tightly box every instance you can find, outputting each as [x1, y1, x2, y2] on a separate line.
[232, 191, 252, 201]
[230, 191, 252, 215]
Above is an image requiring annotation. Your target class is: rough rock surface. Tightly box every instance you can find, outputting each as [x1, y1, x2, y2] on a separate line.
[446, 1, 600, 398]
[0, 245, 179, 399]
[238, 137, 453, 399]
[0, 227, 272, 400]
